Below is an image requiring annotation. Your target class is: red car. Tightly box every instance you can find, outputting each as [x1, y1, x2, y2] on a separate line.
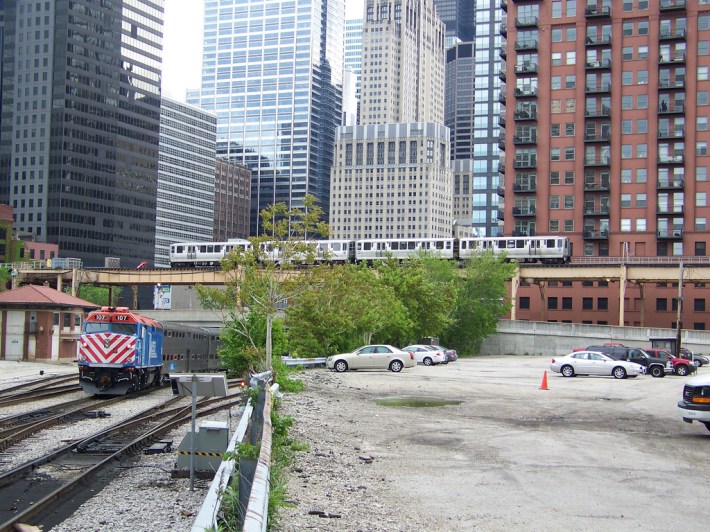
[644, 348, 697, 376]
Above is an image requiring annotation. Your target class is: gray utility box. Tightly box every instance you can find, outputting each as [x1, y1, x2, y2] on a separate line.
[176, 420, 229, 472]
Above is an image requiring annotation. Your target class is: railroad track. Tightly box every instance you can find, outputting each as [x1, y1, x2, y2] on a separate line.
[0, 374, 77, 398]
[0, 391, 245, 531]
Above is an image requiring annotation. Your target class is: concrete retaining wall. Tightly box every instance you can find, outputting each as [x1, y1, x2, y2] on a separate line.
[481, 320, 710, 356]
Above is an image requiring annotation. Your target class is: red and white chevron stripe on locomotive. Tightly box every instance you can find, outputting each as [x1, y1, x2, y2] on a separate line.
[79, 333, 136, 364]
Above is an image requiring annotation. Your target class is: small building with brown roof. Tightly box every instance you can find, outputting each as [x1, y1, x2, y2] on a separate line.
[0, 286, 100, 362]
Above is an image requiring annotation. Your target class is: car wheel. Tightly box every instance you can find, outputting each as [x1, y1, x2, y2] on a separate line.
[561, 365, 575, 377]
[650, 365, 664, 378]
[676, 365, 689, 377]
[697, 360, 704, 367]
[389, 360, 403, 372]
[334, 360, 348, 373]
[612, 366, 627, 379]
[423, 357, 433, 366]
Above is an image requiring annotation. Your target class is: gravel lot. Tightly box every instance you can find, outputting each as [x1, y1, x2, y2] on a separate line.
[3, 358, 710, 531]
[276, 356, 710, 532]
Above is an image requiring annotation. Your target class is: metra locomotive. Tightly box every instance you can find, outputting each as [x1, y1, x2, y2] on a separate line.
[169, 236, 572, 268]
[77, 307, 222, 395]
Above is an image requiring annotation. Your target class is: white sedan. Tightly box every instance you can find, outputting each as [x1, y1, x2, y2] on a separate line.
[550, 351, 645, 379]
[402, 345, 447, 366]
[326, 345, 416, 373]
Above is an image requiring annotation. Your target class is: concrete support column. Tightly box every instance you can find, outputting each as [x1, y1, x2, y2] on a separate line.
[619, 265, 627, 327]
[510, 273, 520, 321]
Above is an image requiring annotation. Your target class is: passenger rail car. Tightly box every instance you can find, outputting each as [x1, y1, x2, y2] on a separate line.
[170, 239, 252, 268]
[77, 307, 222, 396]
[168, 236, 571, 268]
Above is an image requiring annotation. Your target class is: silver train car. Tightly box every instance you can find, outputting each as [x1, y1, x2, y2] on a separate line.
[168, 236, 572, 268]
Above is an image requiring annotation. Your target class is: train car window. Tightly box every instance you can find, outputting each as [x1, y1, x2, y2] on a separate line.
[191, 354, 196, 360]
[517, 240, 525, 248]
[547, 239, 556, 247]
[180, 354, 185, 360]
[499, 240, 507, 249]
[85, 323, 110, 333]
[408, 241, 416, 250]
[362, 242, 371, 251]
[176, 245, 184, 253]
[435, 241, 443, 249]
[199, 245, 207, 253]
[390, 241, 399, 250]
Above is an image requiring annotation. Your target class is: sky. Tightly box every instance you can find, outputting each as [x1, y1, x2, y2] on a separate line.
[162, 0, 364, 101]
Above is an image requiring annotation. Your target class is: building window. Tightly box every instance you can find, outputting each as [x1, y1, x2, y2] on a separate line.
[622, 145, 632, 158]
[638, 70, 648, 84]
[700, 92, 709, 106]
[566, 51, 576, 65]
[700, 67, 710, 81]
[638, 21, 649, 35]
[565, 123, 575, 136]
[551, 76, 562, 90]
[621, 219, 631, 232]
[698, 117, 708, 131]
[548, 297, 558, 310]
[564, 147, 575, 160]
[550, 148, 561, 161]
[564, 195, 574, 208]
[699, 167, 708, 181]
[637, 169, 647, 183]
[698, 142, 709, 156]
[636, 219, 647, 231]
[637, 95, 648, 109]
[622, 47, 633, 60]
[549, 220, 560, 232]
[598, 298, 608, 311]
[623, 22, 633, 36]
[622, 96, 633, 110]
[562, 297, 572, 310]
[551, 124, 561, 136]
[550, 171, 560, 185]
[565, 75, 576, 89]
[621, 194, 632, 208]
[696, 217, 707, 231]
[564, 219, 574, 232]
[636, 144, 647, 158]
[637, 46, 648, 60]
[552, 52, 562, 66]
[622, 71, 633, 85]
[695, 299, 706, 312]
[697, 192, 708, 207]
[622, 120, 632, 134]
[519, 297, 530, 309]
[636, 193, 647, 207]
[564, 171, 574, 184]
[700, 41, 710, 56]
[550, 195, 560, 209]
[637, 120, 648, 134]
[656, 298, 668, 311]
[583, 297, 593, 310]
[621, 169, 632, 183]
[695, 241, 706, 256]
[552, 28, 563, 42]
[552, 1, 562, 18]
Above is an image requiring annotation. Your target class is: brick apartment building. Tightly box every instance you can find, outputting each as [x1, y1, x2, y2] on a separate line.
[500, 0, 710, 329]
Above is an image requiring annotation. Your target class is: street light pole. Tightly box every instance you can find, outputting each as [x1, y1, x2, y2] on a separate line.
[676, 262, 683, 357]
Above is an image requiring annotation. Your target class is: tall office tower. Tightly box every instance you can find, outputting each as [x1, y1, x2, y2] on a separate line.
[330, 0, 452, 240]
[344, 18, 363, 125]
[0, 0, 164, 267]
[433, 0, 474, 48]
[191, 0, 344, 236]
[501, 0, 710, 328]
[155, 98, 217, 268]
[213, 158, 251, 242]
[444, 2, 503, 238]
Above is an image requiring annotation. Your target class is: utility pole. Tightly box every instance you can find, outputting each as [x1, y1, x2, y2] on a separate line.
[676, 261, 683, 356]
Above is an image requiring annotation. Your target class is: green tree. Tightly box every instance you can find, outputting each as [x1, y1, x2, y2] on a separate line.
[285, 263, 409, 356]
[197, 194, 326, 372]
[376, 256, 457, 346]
[0, 267, 10, 291]
[443, 251, 516, 355]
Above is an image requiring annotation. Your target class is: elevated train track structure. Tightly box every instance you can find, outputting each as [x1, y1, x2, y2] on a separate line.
[8, 257, 710, 327]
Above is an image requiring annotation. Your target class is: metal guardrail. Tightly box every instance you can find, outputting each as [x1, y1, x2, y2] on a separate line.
[570, 256, 710, 265]
[281, 356, 327, 368]
[191, 380, 278, 532]
[191, 401, 254, 531]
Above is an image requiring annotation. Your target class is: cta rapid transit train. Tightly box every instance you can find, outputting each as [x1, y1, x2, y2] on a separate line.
[169, 236, 572, 268]
[77, 306, 222, 395]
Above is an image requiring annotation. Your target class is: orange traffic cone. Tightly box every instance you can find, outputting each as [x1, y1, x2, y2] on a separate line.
[540, 371, 549, 390]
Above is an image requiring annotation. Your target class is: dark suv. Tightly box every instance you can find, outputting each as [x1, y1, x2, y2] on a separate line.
[586, 345, 673, 377]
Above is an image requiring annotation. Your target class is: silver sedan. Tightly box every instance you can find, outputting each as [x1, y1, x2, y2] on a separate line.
[327, 345, 416, 373]
[550, 351, 645, 379]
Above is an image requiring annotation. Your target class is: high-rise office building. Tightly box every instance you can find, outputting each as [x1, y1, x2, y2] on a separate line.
[445, 3, 503, 238]
[433, 0, 474, 47]
[344, 17, 363, 126]
[190, 0, 344, 236]
[213, 158, 251, 242]
[501, 0, 710, 328]
[330, 0, 452, 240]
[0, 0, 164, 267]
[155, 97, 217, 268]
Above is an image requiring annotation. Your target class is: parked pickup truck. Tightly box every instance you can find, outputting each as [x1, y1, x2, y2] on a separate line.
[586, 345, 673, 377]
[679, 374, 710, 432]
[644, 348, 697, 377]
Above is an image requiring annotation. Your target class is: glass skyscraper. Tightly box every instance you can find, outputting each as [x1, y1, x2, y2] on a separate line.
[0, 0, 163, 266]
[190, 0, 344, 236]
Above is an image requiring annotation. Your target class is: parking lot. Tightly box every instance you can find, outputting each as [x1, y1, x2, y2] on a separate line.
[280, 356, 710, 531]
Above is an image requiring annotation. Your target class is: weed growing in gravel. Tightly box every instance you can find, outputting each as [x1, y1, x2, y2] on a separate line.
[268, 404, 309, 529]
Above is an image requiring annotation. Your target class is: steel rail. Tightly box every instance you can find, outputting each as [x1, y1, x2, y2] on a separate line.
[0, 393, 244, 531]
